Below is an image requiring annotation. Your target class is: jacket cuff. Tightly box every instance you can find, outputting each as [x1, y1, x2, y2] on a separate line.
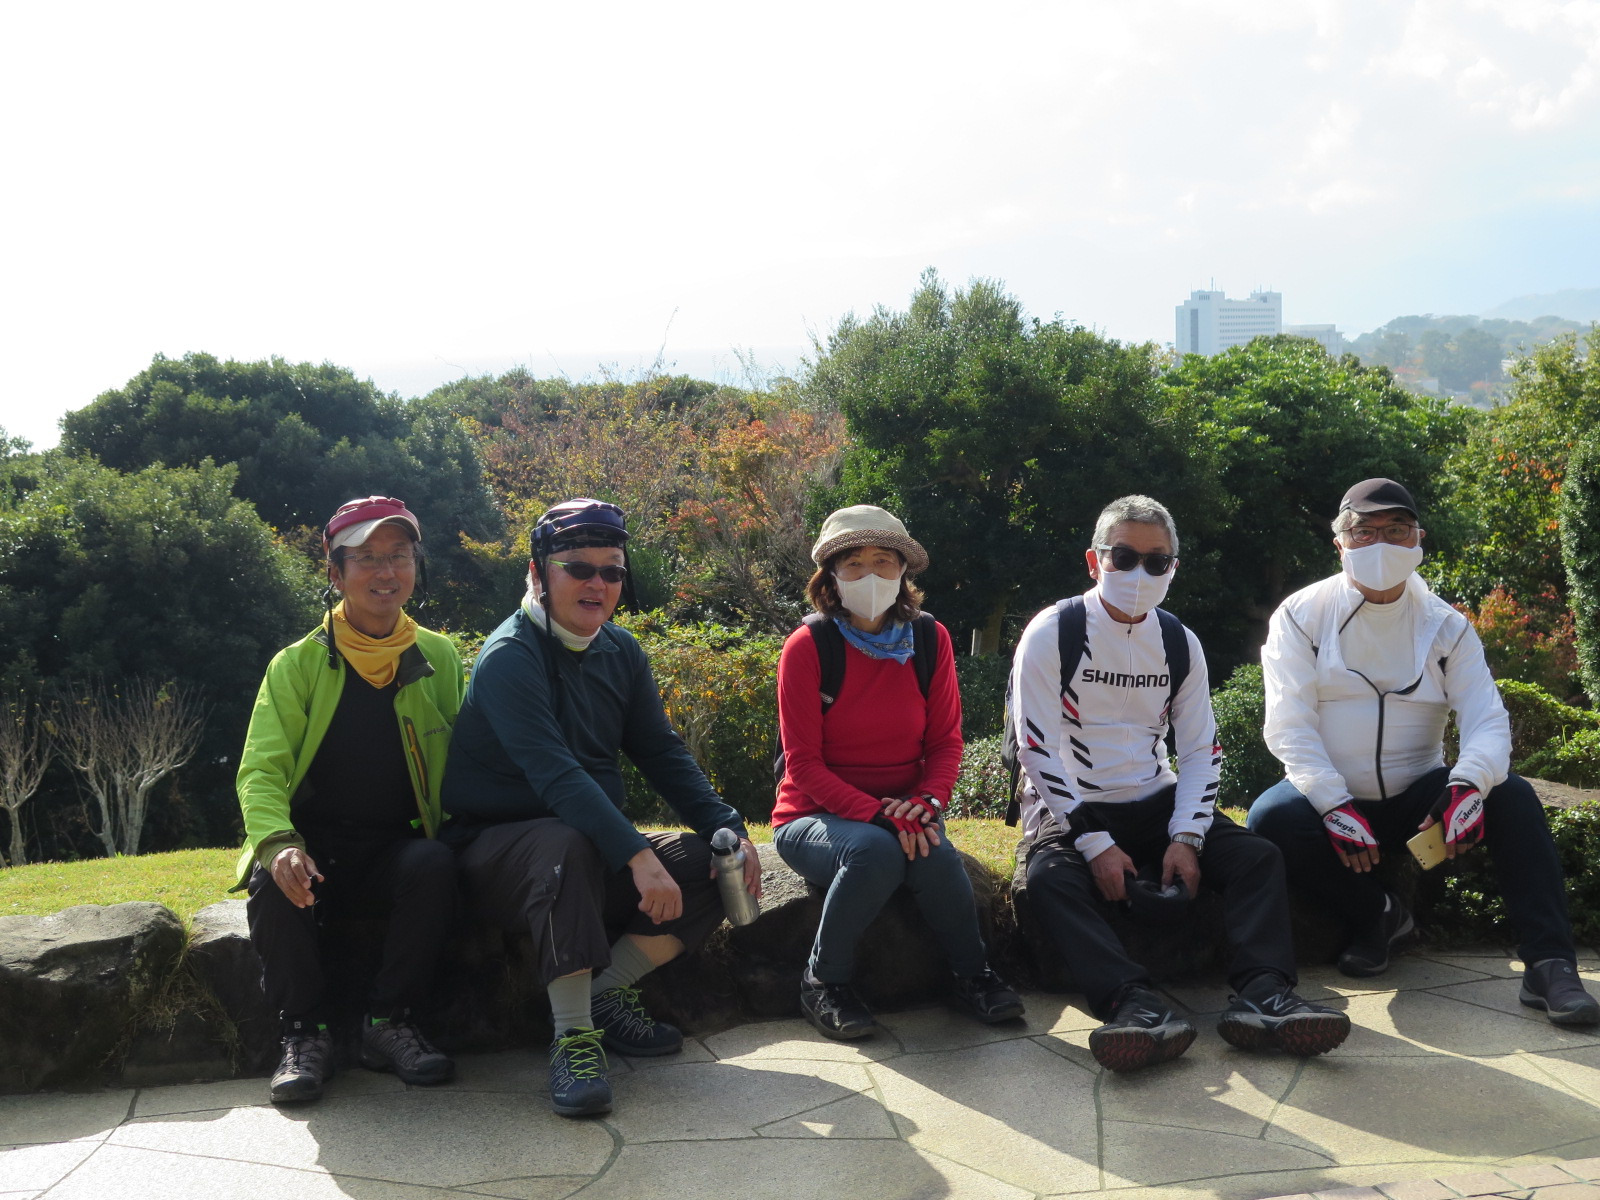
[255, 830, 306, 872]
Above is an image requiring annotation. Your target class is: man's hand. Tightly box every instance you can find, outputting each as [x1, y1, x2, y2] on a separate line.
[629, 847, 683, 925]
[707, 836, 766, 899]
[1161, 841, 1201, 896]
[1421, 781, 1485, 859]
[1324, 802, 1380, 872]
[1089, 844, 1136, 902]
[270, 846, 322, 909]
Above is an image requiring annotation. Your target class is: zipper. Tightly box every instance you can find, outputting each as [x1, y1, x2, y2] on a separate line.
[401, 715, 432, 833]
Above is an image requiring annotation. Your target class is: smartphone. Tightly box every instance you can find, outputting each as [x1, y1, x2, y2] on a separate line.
[1407, 823, 1447, 870]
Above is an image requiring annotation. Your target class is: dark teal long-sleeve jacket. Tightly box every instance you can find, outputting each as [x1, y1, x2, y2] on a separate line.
[441, 607, 745, 870]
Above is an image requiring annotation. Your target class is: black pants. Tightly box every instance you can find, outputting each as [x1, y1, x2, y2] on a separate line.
[455, 818, 724, 988]
[1248, 768, 1577, 965]
[246, 833, 457, 1023]
[1024, 788, 1298, 1018]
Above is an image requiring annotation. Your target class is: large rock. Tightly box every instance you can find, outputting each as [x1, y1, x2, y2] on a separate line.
[0, 902, 185, 1092]
[181, 900, 278, 1076]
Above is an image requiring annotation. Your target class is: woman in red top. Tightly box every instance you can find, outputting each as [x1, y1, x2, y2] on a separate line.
[772, 505, 1024, 1040]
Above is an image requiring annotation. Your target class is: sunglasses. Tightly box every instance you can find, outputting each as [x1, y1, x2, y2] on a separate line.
[551, 559, 628, 584]
[1095, 544, 1176, 576]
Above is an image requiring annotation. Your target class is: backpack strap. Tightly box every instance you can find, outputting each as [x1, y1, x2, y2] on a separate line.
[1004, 596, 1089, 826]
[802, 612, 848, 712]
[910, 612, 938, 698]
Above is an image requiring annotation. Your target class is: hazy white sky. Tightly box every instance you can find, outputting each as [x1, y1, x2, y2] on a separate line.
[3, 0, 1597, 448]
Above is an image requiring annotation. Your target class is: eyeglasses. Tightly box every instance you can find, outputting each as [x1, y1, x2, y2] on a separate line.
[551, 559, 628, 584]
[1095, 545, 1176, 576]
[344, 552, 417, 571]
[1344, 522, 1420, 546]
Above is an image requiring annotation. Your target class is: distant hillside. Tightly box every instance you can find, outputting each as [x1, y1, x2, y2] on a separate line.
[1483, 288, 1600, 323]
[1347, 310, 1588, 405]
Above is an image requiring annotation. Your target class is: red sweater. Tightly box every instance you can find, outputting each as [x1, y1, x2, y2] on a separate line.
[771, 618, 964, 827]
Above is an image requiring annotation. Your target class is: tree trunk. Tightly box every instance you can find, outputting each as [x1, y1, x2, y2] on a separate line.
[6, 808, 25, 867]
[969, 597, 1007, 656]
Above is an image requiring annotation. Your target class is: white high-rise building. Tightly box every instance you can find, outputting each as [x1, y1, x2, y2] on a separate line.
[1174, 289, 1282, 356]
[1284, 324, 1346, 357]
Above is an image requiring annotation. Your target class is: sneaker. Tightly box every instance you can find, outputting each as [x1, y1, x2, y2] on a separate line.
[359, 1014, 454, 1084]
[549, 1027, 612, 1117]
[592, 985, 684, 1057]
[1217, 974, 1351, 1056]
[799, 973, 878, 1040]
[1337, 892, 1415, 978]
[950, 964, 1026, 1024]
[1087, 985, 1196, 1072]
[270, 1020, 335, 1104]
[1520, 959, 1600, 1027]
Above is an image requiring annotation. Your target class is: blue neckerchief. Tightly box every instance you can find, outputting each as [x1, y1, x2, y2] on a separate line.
[834, 616, 915, 664]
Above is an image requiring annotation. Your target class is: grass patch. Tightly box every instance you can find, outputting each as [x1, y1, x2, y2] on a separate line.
[0, 848, 238, 924]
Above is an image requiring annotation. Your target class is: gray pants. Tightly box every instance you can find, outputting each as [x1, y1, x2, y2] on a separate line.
[455, 818, 723, 987]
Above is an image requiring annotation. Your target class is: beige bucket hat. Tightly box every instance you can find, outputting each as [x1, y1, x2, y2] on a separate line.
[810, 505, 929, 574]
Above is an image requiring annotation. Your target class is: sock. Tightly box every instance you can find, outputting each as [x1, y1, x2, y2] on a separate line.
[548, 973, 593, 1033]
[590, 937, 656, 996]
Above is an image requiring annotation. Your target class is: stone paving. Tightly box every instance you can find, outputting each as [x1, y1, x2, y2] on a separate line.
[4, 949, 1600, 1200]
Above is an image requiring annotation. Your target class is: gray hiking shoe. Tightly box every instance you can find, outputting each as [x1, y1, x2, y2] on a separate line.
[270, 1021, 335, 1104]
[359, 1014, 454, 1084]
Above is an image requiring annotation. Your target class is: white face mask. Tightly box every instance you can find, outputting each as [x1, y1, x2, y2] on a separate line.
[1095, 562, 1174, 620]
[1341, 541, 1423, 592]
[834, 570, 903, 622]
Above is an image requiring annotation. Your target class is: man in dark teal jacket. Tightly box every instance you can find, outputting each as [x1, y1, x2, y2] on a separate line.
[442, 498, 761, 1118]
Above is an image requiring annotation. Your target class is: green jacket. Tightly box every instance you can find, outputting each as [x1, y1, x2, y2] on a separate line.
[232, 622, 464, 890]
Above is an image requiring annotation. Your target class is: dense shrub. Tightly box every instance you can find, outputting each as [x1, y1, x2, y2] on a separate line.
[1431, 802, 1600, 944]
[1562, 427, 1600, 705]
[950, 734, 1009, 819]
[616, 612, 784, 822]
[956, 655, 1010, 740]
[1518, 728, 1600, 788]
[1211, 664, 1282, 807]
[1498, 679, 1600, 767]
[1457, 589, 1580, 702]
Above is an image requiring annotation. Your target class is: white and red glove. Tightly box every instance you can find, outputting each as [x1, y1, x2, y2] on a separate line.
[1430, 782, 1485, 847]
[1323, 802, 1378, 858]
[903, 794, 942, 823]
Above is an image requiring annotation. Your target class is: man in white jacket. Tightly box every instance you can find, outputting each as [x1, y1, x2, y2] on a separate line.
[1248, 478, 1597, 1026]
[1012, 495, 1349, 1072]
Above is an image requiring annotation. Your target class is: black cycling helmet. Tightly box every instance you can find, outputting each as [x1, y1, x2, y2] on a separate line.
[1122, 864, 1192, 925]
[529, 497, 637, 613]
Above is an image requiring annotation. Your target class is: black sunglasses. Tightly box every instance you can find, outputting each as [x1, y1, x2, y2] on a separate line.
[1095, 544, 1177, 576]
[551, 559, 628, 584]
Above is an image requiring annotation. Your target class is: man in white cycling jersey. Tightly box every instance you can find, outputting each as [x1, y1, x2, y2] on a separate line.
[1248, 478, 1598, 1027]
[1012, 494, 1349, 1073]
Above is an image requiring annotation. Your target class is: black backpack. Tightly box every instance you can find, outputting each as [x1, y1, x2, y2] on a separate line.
[773, 611, 939, 784]
[1000, 595, 1191, 825]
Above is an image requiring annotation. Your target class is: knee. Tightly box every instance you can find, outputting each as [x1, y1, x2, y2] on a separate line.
[840, 826, 907, 876]
[398, 838, 457, 890]
[1484, 773, 1548, 831]
[1246, 783, 1313, 840]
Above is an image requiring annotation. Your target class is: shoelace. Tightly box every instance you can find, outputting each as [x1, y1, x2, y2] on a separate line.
[282, 1034, 327, 1070]
[376, 1021, 438, 1057]
[555, 1030, 607, 1079]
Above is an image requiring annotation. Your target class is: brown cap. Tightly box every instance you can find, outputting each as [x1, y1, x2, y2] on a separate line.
[1339, 478, 1419, 521]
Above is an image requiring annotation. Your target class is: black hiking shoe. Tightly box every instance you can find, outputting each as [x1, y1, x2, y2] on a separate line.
[950, 964, 1026, 1023]
[549, 1027, 612, 1117]
[270, 1020, 335, 1104]
[1088, 986, 1196, 1072]
[592, 985, 684, 1057]
[1520, 958, 1600, 1027]
[1337, 893, 1415, 977]
[800, 973, 878, 1040]
[359, 1014, 454, 1084]
[1217, 974, 1351, 1056]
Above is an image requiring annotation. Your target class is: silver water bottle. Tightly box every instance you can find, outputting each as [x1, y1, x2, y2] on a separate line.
[711, 828, 760, 926]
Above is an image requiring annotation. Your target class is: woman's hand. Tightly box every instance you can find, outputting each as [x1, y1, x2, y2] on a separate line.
[878, 797, 942, 859]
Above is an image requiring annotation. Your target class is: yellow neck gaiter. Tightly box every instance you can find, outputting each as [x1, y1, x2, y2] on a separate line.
[330, 602, 419, 688]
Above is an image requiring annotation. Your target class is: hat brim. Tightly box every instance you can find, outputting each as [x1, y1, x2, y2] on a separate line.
[331, 515, 421, 551]
[812, 529, 929, 575]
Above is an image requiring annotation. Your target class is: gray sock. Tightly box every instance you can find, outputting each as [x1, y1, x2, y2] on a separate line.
[547, 973, 593, 1033]
[590, 937, 657, 996]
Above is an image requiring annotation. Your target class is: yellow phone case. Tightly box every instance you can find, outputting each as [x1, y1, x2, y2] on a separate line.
[1407, 823, 1447, 870]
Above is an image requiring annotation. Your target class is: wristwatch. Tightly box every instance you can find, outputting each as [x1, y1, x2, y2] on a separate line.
[1171, 833, 1205, 852]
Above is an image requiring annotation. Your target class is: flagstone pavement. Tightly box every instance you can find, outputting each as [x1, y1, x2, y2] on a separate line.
[5, 949, 1600, 1200]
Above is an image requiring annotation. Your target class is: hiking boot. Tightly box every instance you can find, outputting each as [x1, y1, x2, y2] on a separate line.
[592, 985, 684, 1057]
[270, 1020, 335, 1104]
[800, 973, 878, 1040]
[1520, 958, 1600, 1027]
[359, 1014, 454, 1084]
[1088, 985, 1196, 1072]
[950, 964, 1026, 1024]
[1217, 974, 1351, 1056]
[1337, 893, 1414, 977]
[549, 1027, 612, 1117]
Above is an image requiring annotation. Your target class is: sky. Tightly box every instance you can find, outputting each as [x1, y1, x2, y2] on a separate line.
[2, 0, 1597, 450]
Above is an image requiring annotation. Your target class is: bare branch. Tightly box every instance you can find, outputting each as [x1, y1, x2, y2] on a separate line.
[0, 688, 50, 867]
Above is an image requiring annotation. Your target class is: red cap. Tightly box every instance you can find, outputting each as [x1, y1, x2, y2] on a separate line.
[323, 496, 421, 553]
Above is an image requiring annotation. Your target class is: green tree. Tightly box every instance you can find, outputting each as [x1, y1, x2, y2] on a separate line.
[808, 270, 1223, 653]
[1560, 427, 1600, 704]
[60, 353, 501, 629]
[1166, 336, 1469, 663]
[0, 455, 317, 856]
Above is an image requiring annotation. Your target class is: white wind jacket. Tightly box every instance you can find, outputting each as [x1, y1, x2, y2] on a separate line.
[1261, 571, 1510, 814]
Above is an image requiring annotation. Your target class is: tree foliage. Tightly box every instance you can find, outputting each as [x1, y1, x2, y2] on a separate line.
[809, 270, 1223, 651]
[1561, 425, 1600, 705]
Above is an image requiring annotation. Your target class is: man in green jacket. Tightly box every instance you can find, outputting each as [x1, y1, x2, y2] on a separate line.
[237, 496, 463, 1103]
[442, 498, 761, 1118]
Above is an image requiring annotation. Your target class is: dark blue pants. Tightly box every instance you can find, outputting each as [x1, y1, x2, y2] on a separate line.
[1247, 768, 1576, 965]
[775, 813, 989, 984]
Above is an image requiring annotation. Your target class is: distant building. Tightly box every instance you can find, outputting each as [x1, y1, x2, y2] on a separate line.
[1174, 289, 1282, 356]
[1285, 324, 1346, 357]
